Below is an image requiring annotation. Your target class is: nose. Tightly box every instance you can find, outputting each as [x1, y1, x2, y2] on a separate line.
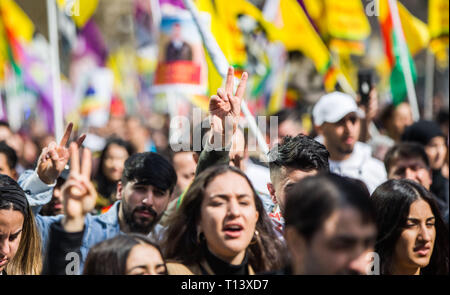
[227, 199, 241, 217]
[0, 239, 10, 257]
[418, 224, 433, 242]
[344, 118, 355, 132]
[142, 191, 154, 207]
[404, 168, 418, 181]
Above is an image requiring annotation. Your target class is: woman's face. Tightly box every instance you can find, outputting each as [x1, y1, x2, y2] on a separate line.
[0, 209, 24, 273]
[393, 199, 436, 273]
[102, 144, 129, 182]
[199, 172, 259, 263]
[125, 243, 166, 275]
[425, 136, 447, 170]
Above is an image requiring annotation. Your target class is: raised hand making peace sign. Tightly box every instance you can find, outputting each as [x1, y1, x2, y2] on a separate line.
[36, 123, 86, 185]
[61, 143, 96, 232]
[209, 66, 248, 147]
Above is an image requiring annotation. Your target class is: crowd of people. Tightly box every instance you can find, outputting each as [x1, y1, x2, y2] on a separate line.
[0, 67, 448, 276]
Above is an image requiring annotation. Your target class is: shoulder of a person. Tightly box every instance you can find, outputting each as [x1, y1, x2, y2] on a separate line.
[166, 261, 198, 275]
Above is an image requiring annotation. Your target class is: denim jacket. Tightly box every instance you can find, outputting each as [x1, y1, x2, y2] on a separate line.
[18, 170, 163, 274]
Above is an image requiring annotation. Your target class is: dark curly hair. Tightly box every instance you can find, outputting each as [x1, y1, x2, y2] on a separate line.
[268, 134, 330, 176]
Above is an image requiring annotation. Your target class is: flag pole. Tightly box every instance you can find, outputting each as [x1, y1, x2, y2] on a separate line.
[388, 0, 420, 121]
[47, 0, 64, 142]
[424, 49, 435, 120]
[182, 0, 270, 159]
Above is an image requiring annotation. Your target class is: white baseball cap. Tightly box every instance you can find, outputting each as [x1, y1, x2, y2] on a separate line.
[312, 92, 365, 126]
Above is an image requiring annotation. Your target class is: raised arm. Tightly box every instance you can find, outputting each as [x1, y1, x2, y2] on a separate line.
[195, 67, 248, 175]
[20, 123, 86, 215]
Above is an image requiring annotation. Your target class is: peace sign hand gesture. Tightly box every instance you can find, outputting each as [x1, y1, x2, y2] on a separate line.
[209, 67, 248, 147]
[61, 143, 96, 232]
[36, 123, 86, 185]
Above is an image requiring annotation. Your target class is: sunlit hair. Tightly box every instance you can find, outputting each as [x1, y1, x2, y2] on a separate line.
[161, 165, 286, 273]
[0, 181, 42, 276]
[371, 179, 449, 275]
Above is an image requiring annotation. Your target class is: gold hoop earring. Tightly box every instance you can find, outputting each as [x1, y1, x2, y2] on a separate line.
[250, 230, 259, 245]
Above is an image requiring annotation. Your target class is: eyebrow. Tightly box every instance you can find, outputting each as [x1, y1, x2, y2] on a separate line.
[0, 229, 22, 238]
[12, 229, 23, 236]
[407, 217, 435, 222]
[209, 194, 251, 200]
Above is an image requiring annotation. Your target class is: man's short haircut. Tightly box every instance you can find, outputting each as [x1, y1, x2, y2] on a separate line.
[121, 152, 177, 194]
[284, 173, 375, 241]
[0, 141, 18, 170]
[384, 142, 430, 173]
[268, 135, 330, 177]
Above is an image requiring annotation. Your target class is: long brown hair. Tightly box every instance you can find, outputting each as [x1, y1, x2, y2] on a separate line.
[5, 206, 42, 275]
[0, 174, 42, 275]
[161, 165, 286, 273]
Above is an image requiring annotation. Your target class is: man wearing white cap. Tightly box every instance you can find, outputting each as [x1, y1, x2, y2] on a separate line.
[313, 92, 386, 193]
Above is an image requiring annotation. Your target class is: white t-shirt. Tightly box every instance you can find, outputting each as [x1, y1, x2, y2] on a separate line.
[328, 142, 387, 194]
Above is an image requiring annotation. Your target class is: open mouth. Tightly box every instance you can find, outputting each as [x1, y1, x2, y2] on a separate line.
[223, 224, 244, 238]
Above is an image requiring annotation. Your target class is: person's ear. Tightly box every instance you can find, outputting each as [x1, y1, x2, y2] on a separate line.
[116, 181, 123, 200]
[315, 125, 323, 135]
[267, 183, 277, 205]
[284, 226, 307, 275]
[193, 153, 199, 164]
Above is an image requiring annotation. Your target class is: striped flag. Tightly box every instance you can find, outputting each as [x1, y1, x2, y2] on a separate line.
[378, 0, 421, 105]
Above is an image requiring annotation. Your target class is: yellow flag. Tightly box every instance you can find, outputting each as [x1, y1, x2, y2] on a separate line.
[398, 2, 430, 56]
[0, 0, 34, 42]
[57, 0, 99, 28]
[429, 0, 449, 39]
[195, 0, 280, 95]
[324, 0, 370, 55]
[196, 0, 278, 69]
[277, 0, 331, 74]
[325, 0, 370, 40]
[428, 0, 449, 66]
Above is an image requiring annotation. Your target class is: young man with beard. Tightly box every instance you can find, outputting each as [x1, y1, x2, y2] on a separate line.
[313, 92, 386, 193]
[35, 146, 177, 274]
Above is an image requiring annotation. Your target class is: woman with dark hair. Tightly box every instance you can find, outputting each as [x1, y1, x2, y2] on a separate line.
[371, 179, 449, 275]
[94, 137, 135, 213]
[161, 165, 286, 275]
[0, 174, 42, 275]
[83, 234, 167, 275]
